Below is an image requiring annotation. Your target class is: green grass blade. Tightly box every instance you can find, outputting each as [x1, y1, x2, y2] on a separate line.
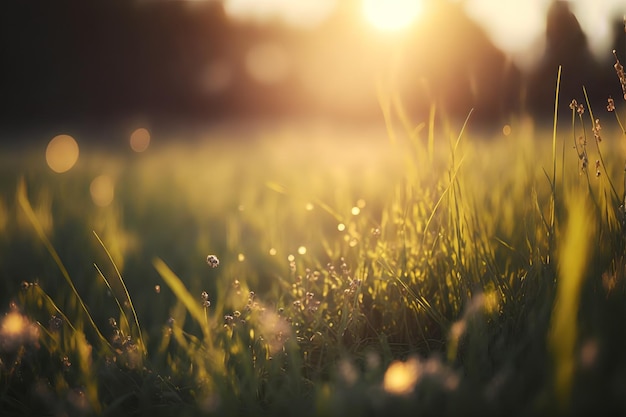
[93, 231, 146, 355]
[549, 66, 562, 251]
[16, 178, 109, 348]
[153, 257, 209, 340]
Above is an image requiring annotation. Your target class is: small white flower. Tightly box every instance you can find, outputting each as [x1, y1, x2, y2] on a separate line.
[206, 254, 220, 268]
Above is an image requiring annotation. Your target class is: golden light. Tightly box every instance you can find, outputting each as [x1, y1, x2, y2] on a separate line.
[224, 0, 336, 29]
[1, 312, 28, 337]
[245, 42, 290, 85]
[363, 0, 422, 31]
[90, 175, 115, 207]
[130, 128, 151, 153]
[46, 134, 79, 173]
[202, 59, 233, 94]
[462, 0, 550, 71]
[383, 357, 421, 395]
[0, 312, 39, 349]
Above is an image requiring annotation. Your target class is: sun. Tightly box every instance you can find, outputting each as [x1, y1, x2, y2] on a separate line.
[362, 0, 422, 31]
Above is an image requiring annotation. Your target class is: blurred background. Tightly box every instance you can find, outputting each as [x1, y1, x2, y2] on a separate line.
[1, 0, 625, 145]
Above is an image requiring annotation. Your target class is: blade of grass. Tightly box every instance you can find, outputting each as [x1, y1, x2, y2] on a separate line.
[549, 66, 562, 260]
[16, 178, 109, 348]
[153, 257, 209, 341]
[93, 231, 146, 355]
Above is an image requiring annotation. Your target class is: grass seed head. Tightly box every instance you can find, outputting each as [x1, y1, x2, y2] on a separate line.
[206, 254, 220, 268]
[613, 50, 626, 101]
[607, 97, 616, 112]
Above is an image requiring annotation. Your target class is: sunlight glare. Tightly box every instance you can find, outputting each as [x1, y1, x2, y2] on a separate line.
[224, 0, 336, 29]
[363, 0, 422, 31]
[46, 135, 79, 173]
[461, 0, 550, 71]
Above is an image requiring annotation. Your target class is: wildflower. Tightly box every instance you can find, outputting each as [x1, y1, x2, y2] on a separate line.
[608, 97, 616, 112]
[201, 291, 211, 308]
[569, 99, 577, 110]
[577, 104, 585, 116]
[206, 254, 220, 268]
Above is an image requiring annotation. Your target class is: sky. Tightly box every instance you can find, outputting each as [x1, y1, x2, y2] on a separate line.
[1, 0, 625, 141]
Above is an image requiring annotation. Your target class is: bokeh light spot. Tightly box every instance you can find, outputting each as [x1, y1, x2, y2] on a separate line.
[502, 124, 512, 136]
[383, 357, 421, 395]
[90, 175, 115, 207]
[338, 223, 346, 232]
[351, 206, 361, 216]
[130, 128, 151, 153]
[298, 246, 307, 255]
[1, 312, 28, 337]
[46, 135, 79, 173]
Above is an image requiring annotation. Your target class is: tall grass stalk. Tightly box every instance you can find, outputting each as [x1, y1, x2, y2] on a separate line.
[549, 192, 593, 411]
[16, 178, 110, 350]
[93, 230, 146, 355]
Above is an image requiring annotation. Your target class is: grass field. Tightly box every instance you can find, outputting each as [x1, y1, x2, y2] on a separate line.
[2, 77, 626, 416]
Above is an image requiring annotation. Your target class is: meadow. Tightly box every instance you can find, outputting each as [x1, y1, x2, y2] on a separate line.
[2, 73, 626, 416]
